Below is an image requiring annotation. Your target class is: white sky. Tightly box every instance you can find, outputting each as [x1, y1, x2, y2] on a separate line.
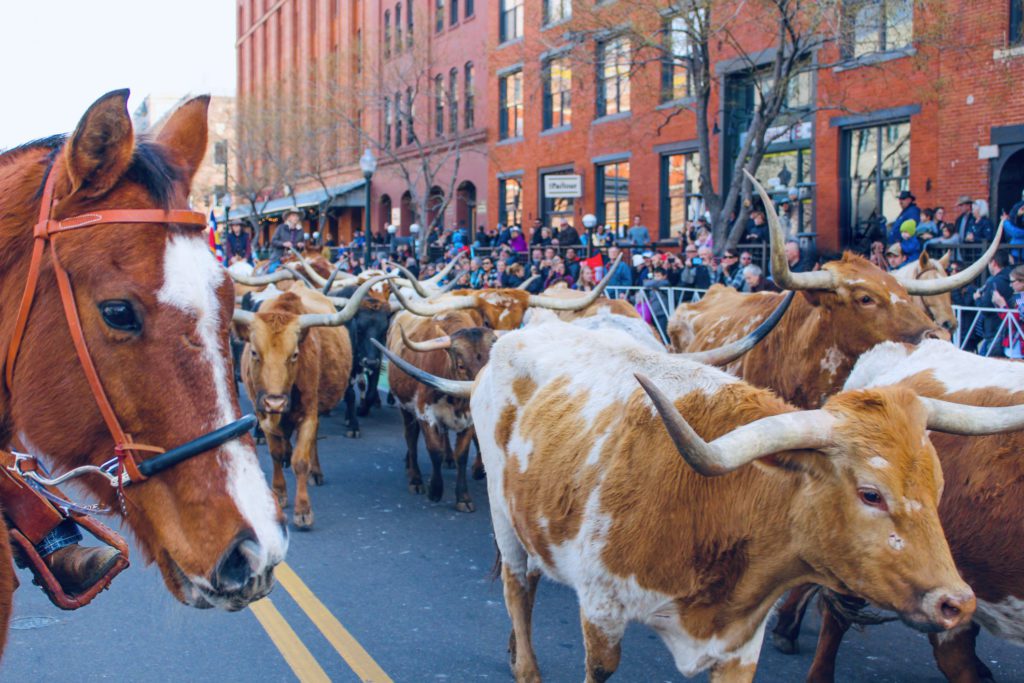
[0, 0, 236, 149]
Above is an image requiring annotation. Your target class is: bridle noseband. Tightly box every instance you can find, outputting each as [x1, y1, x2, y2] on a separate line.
[5, 157, 255, 493]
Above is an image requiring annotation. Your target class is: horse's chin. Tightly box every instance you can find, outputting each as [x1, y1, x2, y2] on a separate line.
[160, 551, 274, 612]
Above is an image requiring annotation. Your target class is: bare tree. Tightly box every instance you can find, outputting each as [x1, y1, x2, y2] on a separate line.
[319, 19, 475, 260]
[557, 0, 959, 251]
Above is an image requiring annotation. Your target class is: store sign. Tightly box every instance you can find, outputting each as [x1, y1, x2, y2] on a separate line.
[764, 121, 813, 145]
[544, 175, 583, 198]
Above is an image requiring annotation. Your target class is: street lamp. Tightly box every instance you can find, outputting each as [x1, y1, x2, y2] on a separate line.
[360, 148, 378, 267]
[582, 213, 597, 258]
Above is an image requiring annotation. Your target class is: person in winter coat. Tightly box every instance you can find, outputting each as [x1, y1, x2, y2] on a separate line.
[887, 190, 922, 246]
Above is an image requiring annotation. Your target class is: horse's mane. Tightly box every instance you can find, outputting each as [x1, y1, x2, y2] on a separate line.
[1, 133, 182, 207]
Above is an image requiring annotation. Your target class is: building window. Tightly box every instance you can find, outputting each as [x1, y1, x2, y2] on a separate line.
[464, 62, 476, 129]
[407, 0, 414, 46]
[395, 4, 403, 53]
[395, 91, 403, 148]
[434, 74, 445, 137]
[436, 0, 445, 32]
[660, 152, 703, 239]
[543, 56, 572, 130]
[842, 0, 913, 59]
[757, 148, 814, 235]
[384, 96, 393, 149]
[466, 0, 474, 18]
[662, 15, 691, 102]
[500, 0, 524, 43]
[1013, 0, 1024, 44]
[597, 36, 631, 117]
[499, 177, 522, 226]
[541, 170, 576, 227]
[543, 0, 571, 25]
[499, 69, 524, 140]
[597, 162, 630, 233]
[845, 121, 911, 244]
[451, 0, 459, 25]
[449, 68, 459, 133]
[406, 87, 416, 145]
[384, 10, 392, 58]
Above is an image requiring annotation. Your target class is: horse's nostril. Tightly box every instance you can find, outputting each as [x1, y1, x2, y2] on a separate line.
[213, 537, 260, 594]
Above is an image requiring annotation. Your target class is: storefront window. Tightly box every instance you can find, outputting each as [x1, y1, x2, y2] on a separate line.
[846, 121, 910, 244]
[597, 162, 630, 234]
[660, 152, 703, 239]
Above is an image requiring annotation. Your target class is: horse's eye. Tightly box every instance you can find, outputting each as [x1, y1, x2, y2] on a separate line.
[99, 300, 140, 332]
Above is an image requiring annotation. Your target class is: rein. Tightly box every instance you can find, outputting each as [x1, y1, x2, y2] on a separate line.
[4, 157, 252, 494]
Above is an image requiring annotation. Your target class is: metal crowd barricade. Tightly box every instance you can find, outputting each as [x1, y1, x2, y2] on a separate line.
[951, 304, 1024, 357]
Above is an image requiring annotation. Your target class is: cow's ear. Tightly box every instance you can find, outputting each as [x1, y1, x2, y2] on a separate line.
[800, 289, 823, 307]
[232, 321, 251, 343]
[918, 251, 931, 269]
[754, 450, 830, 478]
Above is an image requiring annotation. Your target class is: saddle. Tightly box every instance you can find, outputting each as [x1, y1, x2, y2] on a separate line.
[0, 450, 128, 610]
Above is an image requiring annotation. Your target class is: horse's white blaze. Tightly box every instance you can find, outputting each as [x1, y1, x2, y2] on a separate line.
[158, 236, 287, 574]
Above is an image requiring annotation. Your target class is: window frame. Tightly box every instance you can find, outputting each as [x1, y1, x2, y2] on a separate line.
[499, 177, 523, 227]
[464, 62, 476, 129]
[542, 55, 572, 130]
[395, 4, 403, 53]
[434, 74, 446, 137]
[384, 9, 392, 59]
[596, 161, 631, 233]
[449, 67, 459, 133]
[596, 35, 631, 118]
[498, 68, 524, 140]
[436, 0, 445, 33]
[661, 14, 693, 103]
[499, 0, 524, 43]
[543, 0, 572, 27]
[841, 0, 914, 60]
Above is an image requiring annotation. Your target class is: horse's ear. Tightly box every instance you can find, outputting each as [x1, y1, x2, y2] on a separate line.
[938, 250, 952, 269]
[156, 95, 210, 183]
[64, 89, 134, 199]
[918, 251, 931, 269]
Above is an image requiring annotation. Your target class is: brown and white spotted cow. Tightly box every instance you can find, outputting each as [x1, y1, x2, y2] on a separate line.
[234, 278, 383, 528]
[403, 314, 989, 681]
[381, 309, 496, 512]
[668, 175, 1001, 408]
[892, 251, 958, 334]
[389, 256, 621, 330]
[771, 340, 1024, 683]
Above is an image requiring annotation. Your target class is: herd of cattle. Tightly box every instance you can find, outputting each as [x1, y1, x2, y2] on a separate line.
[225, 176, 1023, 682]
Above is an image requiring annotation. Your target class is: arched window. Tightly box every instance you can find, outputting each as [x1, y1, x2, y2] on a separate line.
[395, 4, 403, 53]
[448, 68, 459, 133]
[384, 10, 391, 58]
[434, 75, 445, 137]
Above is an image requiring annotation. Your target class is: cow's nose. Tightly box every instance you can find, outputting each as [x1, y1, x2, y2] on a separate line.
[261, 394, 288, 413]
[211, 536, 262, 594]
[925, 587, 976, 630]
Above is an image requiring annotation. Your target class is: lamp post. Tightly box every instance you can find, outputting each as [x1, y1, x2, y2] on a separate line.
[223, 192, 232, 225]
[582, 213, 597, 258]
[360, 148, 378, 267]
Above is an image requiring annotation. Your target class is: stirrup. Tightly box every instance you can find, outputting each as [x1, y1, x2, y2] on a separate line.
[9, 513, 129, 610]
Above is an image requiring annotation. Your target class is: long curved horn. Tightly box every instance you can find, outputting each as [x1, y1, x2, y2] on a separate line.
[386, 261, 432, 297]
[746, 170, 838, 291]
[373, 339, 473, 397]
[518, 274, 540, 290]
[287, 246, 329, 287]
[399, 324, 453, 352]
[322, 260, 349, 293]
[635, 373, 836, 476]
[902, 223, 1003, 296]
[390, 285, 477, 317]
[228, 270, 298, 287]
[527, 255, 620, 310]
[232, 309, 255, 326]
[920, 395, 1024, 435]
[679, 291, 794, 366]
[297, 275, 393, 329]
[423, 256, 460, 287]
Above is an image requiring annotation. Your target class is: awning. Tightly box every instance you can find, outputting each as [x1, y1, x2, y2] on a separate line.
[215, 179, 366, 223]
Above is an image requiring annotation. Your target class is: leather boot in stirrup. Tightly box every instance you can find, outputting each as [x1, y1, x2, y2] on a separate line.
[44, 544, 124, 596]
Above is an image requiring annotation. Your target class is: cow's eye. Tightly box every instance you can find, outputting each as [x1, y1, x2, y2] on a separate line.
[859, 295, 874, 305]
[858, 486, 888, 511]
[290, 349, 300, 363]
[250, 347, 260, 362]
[99, 300, 140, 332]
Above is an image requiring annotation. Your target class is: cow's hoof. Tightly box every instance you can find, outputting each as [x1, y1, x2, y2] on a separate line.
[409, 483, 425, 494]
[455, 500, 475, 513]
[346, 429, 361, 439]
[274, 491, 288, 509]
[472, 467, 486, 481]
[770, 632, 799, 655]
[310, 471, 324, 486]
[428, 486, 443, 503]
[293, 510, 314, 529]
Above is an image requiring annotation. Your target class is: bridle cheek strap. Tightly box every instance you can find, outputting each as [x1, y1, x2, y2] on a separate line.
[5, 166, 207, 483]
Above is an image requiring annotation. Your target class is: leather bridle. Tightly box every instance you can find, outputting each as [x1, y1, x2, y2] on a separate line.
[4, 156, 255, 492]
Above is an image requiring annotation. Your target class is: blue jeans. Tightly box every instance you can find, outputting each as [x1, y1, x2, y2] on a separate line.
[35, 520, 83, 557]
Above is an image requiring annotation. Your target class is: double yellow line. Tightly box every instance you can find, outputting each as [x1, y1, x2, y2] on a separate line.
[250, 562, 393, 682]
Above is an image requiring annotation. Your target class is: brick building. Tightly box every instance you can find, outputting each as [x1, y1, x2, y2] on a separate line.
[486, 0, 1024, 252]
[234, 0, 490, 246]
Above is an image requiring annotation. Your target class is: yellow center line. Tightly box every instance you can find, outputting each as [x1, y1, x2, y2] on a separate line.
[250, 597, 331, 683]
[276, 562, 395, 683]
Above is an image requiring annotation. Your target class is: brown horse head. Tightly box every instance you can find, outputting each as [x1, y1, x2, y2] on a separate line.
[892, 251, 957, 337]
[0, 90, 287, 611]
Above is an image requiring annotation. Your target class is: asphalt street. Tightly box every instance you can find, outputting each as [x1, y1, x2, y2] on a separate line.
[5, 391, 1024, 682]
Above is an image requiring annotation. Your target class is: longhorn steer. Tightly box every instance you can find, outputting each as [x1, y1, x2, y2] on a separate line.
[773, 340, 1024, 683]
[669, 174, 1001, 408]
[381, 310, 496, 512]
[234, 279, 380, 528]
[464, 316, 975, 681]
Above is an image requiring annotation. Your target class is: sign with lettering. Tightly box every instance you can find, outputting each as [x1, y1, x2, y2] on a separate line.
[544, 174, 583, 198]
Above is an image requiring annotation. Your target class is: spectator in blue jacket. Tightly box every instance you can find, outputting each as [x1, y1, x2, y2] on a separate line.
[606, 245, 634, 293]
[1004, 190, 1024, 262]
[888, 190, 921, 246]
